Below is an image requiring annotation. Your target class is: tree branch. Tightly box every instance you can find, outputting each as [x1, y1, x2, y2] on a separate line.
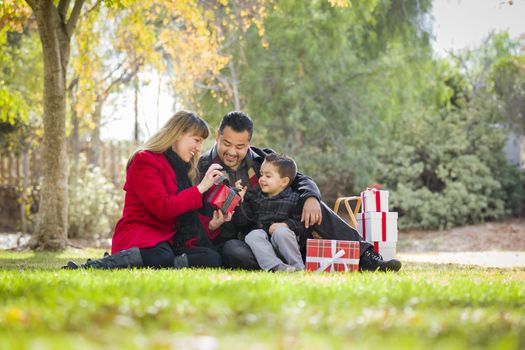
[24, 0, 36, 10]
[100, 60, 143, 102]
[68, 76, 79, 92]
[195, 81, 223, 92]
[66, 0, 85, 38]
[101, 60, 126, 83]
[57, 0, 71, 21]
[85, 0, 102, 16]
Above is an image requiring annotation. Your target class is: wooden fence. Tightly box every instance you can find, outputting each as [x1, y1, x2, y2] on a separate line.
[0, 150, 38, 187]
[0, 141, 138, 188]
[0, 141, 138, 233]
[93, 141, 138, 186]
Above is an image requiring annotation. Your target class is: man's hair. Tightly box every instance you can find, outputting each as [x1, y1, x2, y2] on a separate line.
[264, 153, 297, 185]
[218, 111, 254, 140]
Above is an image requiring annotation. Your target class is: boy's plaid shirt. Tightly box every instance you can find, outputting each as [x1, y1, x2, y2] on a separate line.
[233, 187, 305, 237]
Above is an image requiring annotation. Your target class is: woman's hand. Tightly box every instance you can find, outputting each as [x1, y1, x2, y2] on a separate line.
[208, 209, 233, 231]
[197, 163, 224, 193]
[234, 179, 247, 201]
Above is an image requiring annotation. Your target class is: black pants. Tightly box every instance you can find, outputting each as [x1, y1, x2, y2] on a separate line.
[140, 241, 222, 268]
[218, 201, 373, 270]
[215, 239, 260, 270]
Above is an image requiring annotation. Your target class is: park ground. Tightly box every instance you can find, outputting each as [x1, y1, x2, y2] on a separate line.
[0, 218, 524, 349]
[1, 251, 524, 350]
[2, 217, 525, 267]
[398, 218, 525, 268]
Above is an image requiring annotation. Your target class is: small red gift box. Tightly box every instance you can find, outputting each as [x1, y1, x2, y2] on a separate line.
[305, 239, 359, 272]
[205, 183, 240, 214]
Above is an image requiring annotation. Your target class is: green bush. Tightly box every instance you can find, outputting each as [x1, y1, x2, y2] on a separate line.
[67, 156, 123, 238]
[379, 106, 524, 229]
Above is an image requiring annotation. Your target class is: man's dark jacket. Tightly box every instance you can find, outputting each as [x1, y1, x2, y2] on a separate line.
[198, 145, 321, 241]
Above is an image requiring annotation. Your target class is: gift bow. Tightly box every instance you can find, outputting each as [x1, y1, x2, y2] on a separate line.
[316, 240, 351, 272]
[214, 175, 229, 185]
[365, 184, 382, 192]
[362, 184, 383, 212]
[214, 175, 242, 194]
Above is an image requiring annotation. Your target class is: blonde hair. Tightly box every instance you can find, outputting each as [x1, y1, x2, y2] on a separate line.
[127, 110, 209, 183]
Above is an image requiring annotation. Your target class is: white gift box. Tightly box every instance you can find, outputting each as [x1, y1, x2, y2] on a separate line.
[372, 241, 397, 261]
[357, 212, 398, 242]
[360, 189, 389, 213]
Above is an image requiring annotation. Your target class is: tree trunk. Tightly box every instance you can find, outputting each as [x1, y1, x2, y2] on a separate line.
[134, 75, 140, 142]
[28, 0, 84, 251]
[19, 147, 30, 234]
[89, 100, 103, 167]
[228, 60, 241, 110]
[69, 77, 80, 183]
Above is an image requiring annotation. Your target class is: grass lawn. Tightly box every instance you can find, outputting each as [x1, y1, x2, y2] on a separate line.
[1, 249, 524, 350]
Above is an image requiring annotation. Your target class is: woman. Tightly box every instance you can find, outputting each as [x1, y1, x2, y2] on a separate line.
[66, 111, 230, 269]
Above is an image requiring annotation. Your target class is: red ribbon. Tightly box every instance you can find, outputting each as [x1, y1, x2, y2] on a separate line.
[374, 241, 379, 253]
[361, 212, 366, 241]
[362, 212, 387, 242]
[375, 191, 381, 211]
[382, 212, 386, 241]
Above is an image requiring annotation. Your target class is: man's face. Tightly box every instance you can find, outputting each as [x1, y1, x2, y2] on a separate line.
[216, 126, 251, 170]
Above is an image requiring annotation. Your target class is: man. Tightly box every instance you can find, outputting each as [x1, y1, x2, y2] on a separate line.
[198, 111, 401, 272]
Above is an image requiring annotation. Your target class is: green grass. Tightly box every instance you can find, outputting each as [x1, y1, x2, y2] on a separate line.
[1, 250, 524, 350]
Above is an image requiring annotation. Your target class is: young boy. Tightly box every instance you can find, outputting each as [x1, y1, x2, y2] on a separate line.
[234, 153, 305, 272]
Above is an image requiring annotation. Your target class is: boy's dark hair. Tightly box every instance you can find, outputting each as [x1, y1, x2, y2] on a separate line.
[264, 153, 297, 185]
[218, 111, 254, 140]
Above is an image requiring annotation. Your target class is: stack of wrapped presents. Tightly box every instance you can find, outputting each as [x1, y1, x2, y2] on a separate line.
[356, 185, 398, 260]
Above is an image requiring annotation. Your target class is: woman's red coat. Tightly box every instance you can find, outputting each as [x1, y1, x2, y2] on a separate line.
[111, 151, 214, 254]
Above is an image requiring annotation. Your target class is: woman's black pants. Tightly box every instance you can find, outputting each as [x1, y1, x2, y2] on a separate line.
[139, 241, 222, 268]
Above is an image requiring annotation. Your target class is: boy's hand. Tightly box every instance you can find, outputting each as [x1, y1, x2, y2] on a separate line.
[234, 179, 247, 201]
[269, 222, 289, 235]
[301, 197, 322, 228]
[208, 210, 233, 231]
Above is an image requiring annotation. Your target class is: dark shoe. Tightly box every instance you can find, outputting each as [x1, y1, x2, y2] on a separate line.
[64, 247, 143, 270]
[62, 261, 80, 270]
[359, 247, 401, 272]
[173, 254, 189, 269]
[271, 263, 298, 272]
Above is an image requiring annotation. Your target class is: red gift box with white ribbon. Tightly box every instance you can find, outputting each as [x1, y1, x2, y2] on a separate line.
[356, 212, 398, 242]
[305, 239, 359, 272]
[360, 184, 389, 213]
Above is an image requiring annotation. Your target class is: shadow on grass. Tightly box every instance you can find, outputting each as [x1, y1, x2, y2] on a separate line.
[0, 248, 105, 270]
[2, 248, 516, 274]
